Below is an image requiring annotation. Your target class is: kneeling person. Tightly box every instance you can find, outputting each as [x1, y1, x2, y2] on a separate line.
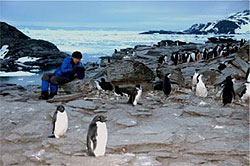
[40, 51, 85, 100]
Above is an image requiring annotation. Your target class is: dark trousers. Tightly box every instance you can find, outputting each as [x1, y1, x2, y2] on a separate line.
[41, 73, 67, 94]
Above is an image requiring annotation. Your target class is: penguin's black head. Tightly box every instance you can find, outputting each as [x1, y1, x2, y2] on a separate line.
[92, 115, 107, 123]
[135, 84, 141, 90]
[225, 76, 232, 82]
[57, 105, 65, 112]
[195, 69, 200, 72]
[101, 78, 106, 83]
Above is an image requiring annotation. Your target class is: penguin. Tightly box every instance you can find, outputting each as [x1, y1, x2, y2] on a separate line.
[128, 84, 142, 106]
[218, 61, 227, 71]
[49, 105, 68, 138]
[221, 76, 235, 106]
[158, 56, 164, 64]
[192, 70, 199, 91]
[162, 73, 172, 96]
[99, 78, 113, 91]
[240, 83, 250, 101]
[114, 86, 131, 98]
[163, 55, 168, 64]
[196, 74, 208, 97]
[87, 115, 108, 157]
[173, 53, 178, 65]
[190, 52, 195, 62]
[202, 48, 208, 60]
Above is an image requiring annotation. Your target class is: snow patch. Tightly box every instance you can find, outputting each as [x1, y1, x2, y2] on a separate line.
[0, 45, 9, 59]
[235, 23, 250, 34]
[0, 71, 37, 77]
[17, 57, 40, 63]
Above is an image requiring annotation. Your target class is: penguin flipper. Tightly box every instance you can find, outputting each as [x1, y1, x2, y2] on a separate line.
[52, 111, 57, 135]
[87, 124, 97, 156]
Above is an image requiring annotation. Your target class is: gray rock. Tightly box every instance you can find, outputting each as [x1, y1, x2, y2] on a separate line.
[66, 99, 97, 110]
[156, 66, 186, 87]
[105, 60, 154, 85]
[116, 118, 137, 127]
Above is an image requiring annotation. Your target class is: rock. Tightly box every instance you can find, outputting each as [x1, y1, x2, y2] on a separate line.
[169, 162, 196, 166]
[237, 40, 249, 61]
[0, 22, 68, 72]
[62, 79, 93, 94]
[66, 99, 97, 110]
[1, 153, 26, 166]
[105, 60, 154, 85]
[156, 66, 185, 87]
[116, 118, 137, 127]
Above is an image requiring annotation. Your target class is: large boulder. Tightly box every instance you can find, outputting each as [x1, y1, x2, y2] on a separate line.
[156, 66, 186, 87]
[105, 60, 154, 85]
[0, 22, 68, 72]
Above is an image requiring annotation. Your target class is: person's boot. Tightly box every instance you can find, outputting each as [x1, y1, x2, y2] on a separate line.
[39, 91, 49, 100]
[49, 93, 56, 99]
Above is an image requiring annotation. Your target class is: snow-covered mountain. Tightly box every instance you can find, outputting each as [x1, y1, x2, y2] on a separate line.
[184, 10, 249, 34]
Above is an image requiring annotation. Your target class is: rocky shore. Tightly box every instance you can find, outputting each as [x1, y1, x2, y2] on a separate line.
[0, 22, 69, 73]
[0, 30, 249, 166]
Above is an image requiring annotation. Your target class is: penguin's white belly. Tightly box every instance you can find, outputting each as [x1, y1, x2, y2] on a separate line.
[241, 84, 250, 100]
[247, 74, 250, 83]
[196, 82, 208, 97]
[133, 89, 142, 106]
[94, 122, 107, 157]
[95, 81, 102, 90]
[54, 112, 68, 138]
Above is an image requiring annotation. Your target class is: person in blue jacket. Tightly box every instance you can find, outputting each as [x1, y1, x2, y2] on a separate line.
[40, 51, 85, 100]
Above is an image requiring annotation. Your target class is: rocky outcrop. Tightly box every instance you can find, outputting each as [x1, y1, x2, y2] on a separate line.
[100, 60, 154, 86]
[0, 22, 68, 72]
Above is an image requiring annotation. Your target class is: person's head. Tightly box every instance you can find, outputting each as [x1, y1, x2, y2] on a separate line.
[72, 51, 82, 64]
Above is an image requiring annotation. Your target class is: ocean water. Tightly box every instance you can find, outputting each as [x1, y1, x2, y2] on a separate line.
[20, 29, 249, 62]
[0, 29, 249, 86]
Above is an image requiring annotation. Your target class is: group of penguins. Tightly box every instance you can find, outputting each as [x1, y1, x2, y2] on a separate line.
[48, 106, 107, 157]
[158, 41, 245, 66]
[48, 67, 250, 157]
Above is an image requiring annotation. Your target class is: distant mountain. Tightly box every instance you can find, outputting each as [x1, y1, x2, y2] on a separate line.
[141, 9, 249, 35]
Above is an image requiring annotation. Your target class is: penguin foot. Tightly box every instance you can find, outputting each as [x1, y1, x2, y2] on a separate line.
[48, 135, 55, 138]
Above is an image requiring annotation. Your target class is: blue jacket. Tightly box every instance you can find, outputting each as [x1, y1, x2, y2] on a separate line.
[54, 57, 85, 81]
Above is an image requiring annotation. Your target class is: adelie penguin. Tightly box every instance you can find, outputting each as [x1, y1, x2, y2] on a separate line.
[99, 78, 113, 91]
[48, 105, 68, 138]
[128, 84, 142, 106]
[87, 115, 108, 157]
[114, 86, 131, 98]
[221, 76, 235, 106]
[163, 73, 172, 96]
[218, 62, 227, 71]
[196, 74, 208, 97]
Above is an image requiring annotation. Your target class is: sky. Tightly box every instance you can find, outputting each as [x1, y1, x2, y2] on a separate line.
[0, 1, 249, 31]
